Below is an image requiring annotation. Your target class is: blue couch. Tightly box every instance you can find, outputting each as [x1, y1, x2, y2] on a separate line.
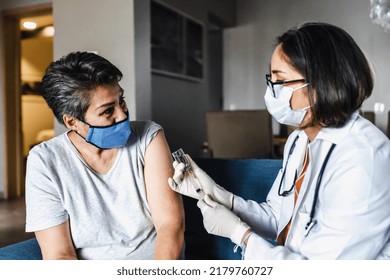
[183, 158, 281, 260]
[0, 158, 281, 260]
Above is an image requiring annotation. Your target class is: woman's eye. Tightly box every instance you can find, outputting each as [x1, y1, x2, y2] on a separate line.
[102, 108, 114, 116]
[119, 96, 126, 106]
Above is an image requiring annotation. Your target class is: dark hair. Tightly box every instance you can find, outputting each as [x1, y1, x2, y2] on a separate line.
[41, 51, 123, 125]
[276, 22, 373, 127]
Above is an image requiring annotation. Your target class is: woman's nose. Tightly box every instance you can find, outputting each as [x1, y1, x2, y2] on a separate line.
[115, 106, 128, 122]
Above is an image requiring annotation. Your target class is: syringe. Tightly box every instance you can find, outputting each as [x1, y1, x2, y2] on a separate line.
[172, 148, 204, 199]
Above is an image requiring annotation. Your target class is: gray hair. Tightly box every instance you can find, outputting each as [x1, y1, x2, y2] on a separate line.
[41, 51, 123, 125]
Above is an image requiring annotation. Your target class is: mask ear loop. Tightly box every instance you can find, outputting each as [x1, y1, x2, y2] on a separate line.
[301, 104, 312, 111]
[292, 83, 312, 111]
[74, 129, 88, 142]
[292, 83, 309, 92]
[70, 116, 90, 142]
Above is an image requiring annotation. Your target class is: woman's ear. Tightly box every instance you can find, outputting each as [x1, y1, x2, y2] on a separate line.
[63, 114, 77, 130]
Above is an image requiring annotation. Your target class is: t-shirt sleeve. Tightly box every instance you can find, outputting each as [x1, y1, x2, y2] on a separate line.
[131, 120, 163, 163]
[25, 148, 69, 232]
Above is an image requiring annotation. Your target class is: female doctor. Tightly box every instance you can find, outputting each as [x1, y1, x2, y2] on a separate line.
[168, 22, 390, 259]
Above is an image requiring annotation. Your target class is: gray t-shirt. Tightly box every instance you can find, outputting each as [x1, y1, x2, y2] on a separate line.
[25, 120, 162, 260]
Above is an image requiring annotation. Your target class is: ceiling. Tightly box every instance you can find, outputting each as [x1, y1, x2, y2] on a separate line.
[20, 14, 53, 31]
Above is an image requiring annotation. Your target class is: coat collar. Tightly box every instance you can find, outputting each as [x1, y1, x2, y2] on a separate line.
[309, 111, 359, 145]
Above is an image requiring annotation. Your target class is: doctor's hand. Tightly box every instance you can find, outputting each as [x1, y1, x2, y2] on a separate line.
[197, 195, 250, 245]
[168, 155, 233, 209]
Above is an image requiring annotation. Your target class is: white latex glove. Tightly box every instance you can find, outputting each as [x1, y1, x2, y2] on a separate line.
[197, 195, 250, 245]
[168, 155, 233, 209]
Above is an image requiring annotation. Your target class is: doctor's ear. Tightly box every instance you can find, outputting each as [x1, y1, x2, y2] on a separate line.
[63, 114, 78, 130]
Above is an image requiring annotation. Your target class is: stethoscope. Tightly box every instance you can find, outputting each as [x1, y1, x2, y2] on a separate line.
[277, 135, 336, 236]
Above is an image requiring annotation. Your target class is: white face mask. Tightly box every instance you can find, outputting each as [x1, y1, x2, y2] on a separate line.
[264, 83, 310, 127]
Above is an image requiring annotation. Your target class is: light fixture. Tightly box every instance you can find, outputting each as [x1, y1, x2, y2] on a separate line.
[374, 102, 385, 113]
[41, 26, 55, 37]
[370, 0, 390, 32]
[22, 21, 37, 30]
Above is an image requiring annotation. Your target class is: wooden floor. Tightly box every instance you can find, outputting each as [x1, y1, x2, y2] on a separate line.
[0, 197, 34, 248]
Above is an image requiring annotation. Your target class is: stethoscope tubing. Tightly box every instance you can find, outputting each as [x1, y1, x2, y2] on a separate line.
[278, 135, 300, 197]
[306, 143, 336, 231]
[278, 134, 337, 236]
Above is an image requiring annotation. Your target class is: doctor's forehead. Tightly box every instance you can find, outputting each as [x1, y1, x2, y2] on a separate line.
[270, 46, 301, 78]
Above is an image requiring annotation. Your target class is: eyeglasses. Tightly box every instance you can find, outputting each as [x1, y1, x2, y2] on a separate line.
[265, 74, 306, 97]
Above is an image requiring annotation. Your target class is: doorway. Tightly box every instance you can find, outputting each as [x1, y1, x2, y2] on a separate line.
[2, 4, 53, 199]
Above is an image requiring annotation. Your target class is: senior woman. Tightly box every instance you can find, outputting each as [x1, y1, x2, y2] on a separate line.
[169, 22, 390, 259]
[25, 52, 184, 260]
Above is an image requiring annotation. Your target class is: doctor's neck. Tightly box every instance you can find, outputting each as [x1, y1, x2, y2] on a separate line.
[304, 125, 321, 142]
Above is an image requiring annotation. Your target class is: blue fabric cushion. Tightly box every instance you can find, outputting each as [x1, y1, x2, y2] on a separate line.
[183, 158, 282, 260]
[0, 238, 42, 260]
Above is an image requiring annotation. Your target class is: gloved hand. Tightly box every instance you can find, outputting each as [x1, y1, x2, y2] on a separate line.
[168, 154, 233, 209]
[197, 195, 250, 245]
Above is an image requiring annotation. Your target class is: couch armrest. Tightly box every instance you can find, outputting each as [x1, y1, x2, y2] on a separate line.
[0, 238, 42, 260]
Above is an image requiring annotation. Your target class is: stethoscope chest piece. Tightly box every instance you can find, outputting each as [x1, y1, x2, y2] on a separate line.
[304, 219, 317, 237]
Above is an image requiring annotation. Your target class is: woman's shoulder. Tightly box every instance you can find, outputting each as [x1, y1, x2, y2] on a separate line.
[127, 120, 163, 154]
[130, 120, 163, 137]
[28, 132, 69, 160]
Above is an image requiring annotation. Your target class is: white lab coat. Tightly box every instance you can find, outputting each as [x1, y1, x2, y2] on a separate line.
[233, 112, 390, 259]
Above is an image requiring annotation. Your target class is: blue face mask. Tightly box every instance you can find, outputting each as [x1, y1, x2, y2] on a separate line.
[81, 113, 131, 149]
